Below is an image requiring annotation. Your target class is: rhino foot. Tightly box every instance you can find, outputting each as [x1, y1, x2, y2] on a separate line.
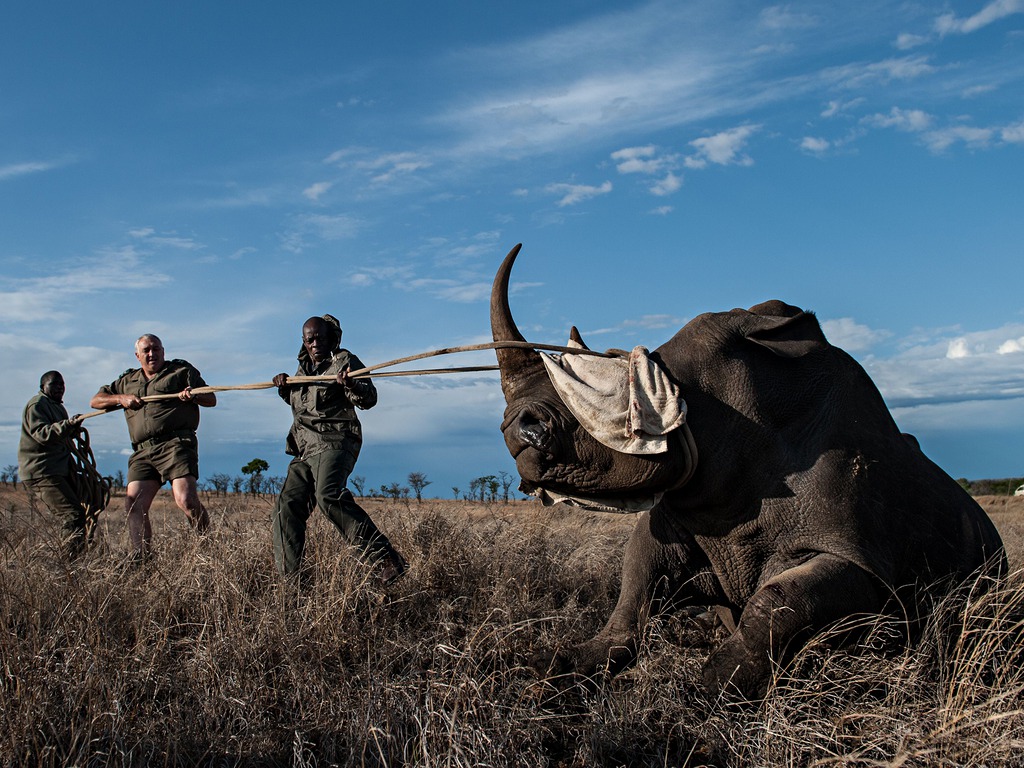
[531, 636, 638, 688]
[701, 642, 774, 701]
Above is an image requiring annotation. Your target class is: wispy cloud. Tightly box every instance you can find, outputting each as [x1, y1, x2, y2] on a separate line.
[280, 213, 364, 253]
[545, 180, 613, 206]
[0, 248, 172, 324]
[935, 0, 1024, 37]
[303, 181, 333, 202]
[0, 159, 64, 181]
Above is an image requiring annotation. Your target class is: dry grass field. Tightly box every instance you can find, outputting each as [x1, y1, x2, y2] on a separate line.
[2, 486, 1024, 767]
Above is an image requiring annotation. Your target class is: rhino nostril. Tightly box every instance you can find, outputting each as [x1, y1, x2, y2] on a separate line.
[518, 412, 551, 450]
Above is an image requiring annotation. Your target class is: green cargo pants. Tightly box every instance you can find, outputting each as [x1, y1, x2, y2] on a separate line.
[24, 475, 87, 559]
[271, 449, 394, 575]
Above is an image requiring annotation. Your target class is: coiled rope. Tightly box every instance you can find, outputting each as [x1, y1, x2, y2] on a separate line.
[67, 424, 112, 537]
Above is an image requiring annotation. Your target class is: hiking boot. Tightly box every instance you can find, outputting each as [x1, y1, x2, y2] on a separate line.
[374, 551, 407, 586]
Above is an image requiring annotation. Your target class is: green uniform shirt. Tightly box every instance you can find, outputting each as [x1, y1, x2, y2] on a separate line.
[282, 348, 377, 459]
[18, 392, 75, 480]
[98, 359, 208, 447]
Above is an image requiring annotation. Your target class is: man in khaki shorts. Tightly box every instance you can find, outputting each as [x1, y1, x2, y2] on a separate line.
[91, 334, 216, 559]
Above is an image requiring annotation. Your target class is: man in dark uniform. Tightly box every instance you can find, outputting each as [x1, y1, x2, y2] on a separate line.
[18, 371, 88, 558]
[90, 334, 216, 558]
[271, 314, 406, 583]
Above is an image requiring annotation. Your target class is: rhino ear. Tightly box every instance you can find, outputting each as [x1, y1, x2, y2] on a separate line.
[746, 311, 828, 359]
[568, 326, 589, 349]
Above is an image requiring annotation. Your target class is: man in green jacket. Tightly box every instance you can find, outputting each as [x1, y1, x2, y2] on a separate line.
[18, 371, 88, 558]
[90, 334, 216, 559]
[271, 314, 406, 583]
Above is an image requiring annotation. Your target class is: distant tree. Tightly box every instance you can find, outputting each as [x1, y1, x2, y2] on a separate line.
[381, 482, 407, 501]
[407, 472, 431, 502]
[242, 458, 270, 495]
[350, 475, 366, 496]
[265, 476, 284, 495]
[114, 469, 125, 491]
[1, 465, 18, 488]
[451, 486, 460, 500]
[498, 471, 515, 503]
[208, 472, 231, 495]
[231, 476, 244, 495]
[469, 475, 498, 502]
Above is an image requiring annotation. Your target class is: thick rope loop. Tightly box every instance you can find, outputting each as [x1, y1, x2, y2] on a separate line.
[67, 424, 112, 536]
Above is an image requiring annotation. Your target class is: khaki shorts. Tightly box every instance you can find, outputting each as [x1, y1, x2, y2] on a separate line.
[128, 435, 200, 484]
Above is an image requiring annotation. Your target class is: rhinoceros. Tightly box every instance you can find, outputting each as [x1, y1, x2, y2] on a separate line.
[491, 243, 1006, 698]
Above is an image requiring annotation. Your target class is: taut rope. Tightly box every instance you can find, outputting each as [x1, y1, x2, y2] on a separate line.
[78, 340, 620, 421]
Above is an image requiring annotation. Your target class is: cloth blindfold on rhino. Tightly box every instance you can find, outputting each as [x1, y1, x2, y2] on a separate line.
[531, 341, 696, 513]
[541, 341, 687, 455]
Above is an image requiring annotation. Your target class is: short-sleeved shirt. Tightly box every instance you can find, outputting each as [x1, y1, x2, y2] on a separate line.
[18, 392, 75, 480]
[98, 359, 207, 448]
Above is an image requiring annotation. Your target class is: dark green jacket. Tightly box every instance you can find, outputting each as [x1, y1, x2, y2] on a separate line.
[18, 392, 75, 480]
[281, 348, 377, 459]
[98, 359, 207, 447]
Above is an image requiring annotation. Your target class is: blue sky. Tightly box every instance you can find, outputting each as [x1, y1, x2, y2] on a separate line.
[2, 0, 1022, 497]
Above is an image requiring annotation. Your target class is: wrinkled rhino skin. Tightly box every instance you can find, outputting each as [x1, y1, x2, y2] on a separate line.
[491, 243, 1006, 700]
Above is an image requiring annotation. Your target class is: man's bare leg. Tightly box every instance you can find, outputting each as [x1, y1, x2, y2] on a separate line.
[171, 475, 210, 533]
[125, 480, 160, 555]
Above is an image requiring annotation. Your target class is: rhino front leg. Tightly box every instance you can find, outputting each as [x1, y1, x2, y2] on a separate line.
[541, 509, 722, 681]
[702, 553, 884, 700]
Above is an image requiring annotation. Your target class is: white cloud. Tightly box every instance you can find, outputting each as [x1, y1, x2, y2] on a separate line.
[0, 160, 61, 181]
[650, 205, 673, 216]
[800, 136, 830, 154]
[821, 98, 865, 118]
[611, 145, 665, 174]
[685, 125, 760, 169]
[860, 323, 1024, 409]
[824, 55, 936, 89]
[998, 337, 1024, 354]
[947, 338, 971, 359]
[820, 317, 890, 353]
[650, 172, 681, 196]
[611, 146, 682, 196]
[895, 32, 930, 50]
[935, 0, 1024, 37]
[758, 5, 818, 31]
[303, 181, 333, 201]
[863, 106, 934, 132]
[1001, 121, 1024, 143]
[923, 124, 995, 153]
[545, 180, 613, 206]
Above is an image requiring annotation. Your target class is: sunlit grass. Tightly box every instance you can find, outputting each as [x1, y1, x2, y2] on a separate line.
[2, 489, 1023, 767]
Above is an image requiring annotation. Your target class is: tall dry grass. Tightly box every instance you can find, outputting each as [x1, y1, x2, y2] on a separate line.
[2, 488, 1024, 767]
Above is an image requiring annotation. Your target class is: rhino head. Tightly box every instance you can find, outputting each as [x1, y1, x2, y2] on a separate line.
[491, 244, 690, 508]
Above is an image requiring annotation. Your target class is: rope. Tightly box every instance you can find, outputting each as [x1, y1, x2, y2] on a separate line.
[66, 424, 112, 538]
[78, 341, 619, 420]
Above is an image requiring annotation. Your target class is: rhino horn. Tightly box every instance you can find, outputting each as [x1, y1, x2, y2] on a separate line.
[568, 326, 589, 349]
[491, 244, 547, 399]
